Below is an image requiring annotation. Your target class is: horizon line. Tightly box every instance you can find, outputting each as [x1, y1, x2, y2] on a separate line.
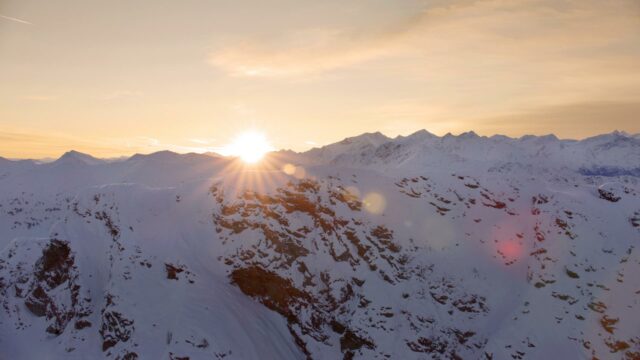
[2, 128, 637, 162]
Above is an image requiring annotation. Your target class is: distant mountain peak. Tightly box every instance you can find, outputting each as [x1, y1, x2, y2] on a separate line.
[54, 150, 104, 166]
[128, 150, 179, 161]
[338, 131, 390, 146]
[397, 129, 437, 141]
[611, 130, 630, 137]
[459, 130, 480, 139]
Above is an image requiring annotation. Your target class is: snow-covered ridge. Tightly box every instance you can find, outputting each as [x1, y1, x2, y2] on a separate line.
[300, 130, 640, 174]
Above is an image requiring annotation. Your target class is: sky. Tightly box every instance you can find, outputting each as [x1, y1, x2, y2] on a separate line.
[1, 0, 639, 158]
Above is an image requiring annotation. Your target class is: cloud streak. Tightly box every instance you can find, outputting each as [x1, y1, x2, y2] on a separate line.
[0, 14, 32, 25]
[208, 0, 433, 77]
[209, 28, 404, 77]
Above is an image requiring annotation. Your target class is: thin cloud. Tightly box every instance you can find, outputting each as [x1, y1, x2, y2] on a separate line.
[205, 0, 488, 78]
[209, 29, 399, 77]
[0, 14, 32, 25]
[207, 0, 640, 81]
[207, 3, 431, 78]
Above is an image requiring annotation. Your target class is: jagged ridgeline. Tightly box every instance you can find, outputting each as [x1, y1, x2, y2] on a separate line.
[1, 131, 639, 359]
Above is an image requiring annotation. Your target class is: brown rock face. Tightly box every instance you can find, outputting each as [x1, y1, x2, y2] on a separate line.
[598, 188, 621, 202]
[35, 239, 73, 288]
[231, 266, 309, 321]
[340, 329, 374, 352]
[24, 285, 49, 317]
[22, 239, 90, 335]
[99, 293, 135, 353]
[165, 263, 184, 280]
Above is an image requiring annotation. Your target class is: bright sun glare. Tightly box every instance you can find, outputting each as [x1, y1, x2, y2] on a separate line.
[221, 131, 274, 163]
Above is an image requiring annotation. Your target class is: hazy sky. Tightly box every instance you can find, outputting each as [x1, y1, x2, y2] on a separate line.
[1, 0, 639, 158]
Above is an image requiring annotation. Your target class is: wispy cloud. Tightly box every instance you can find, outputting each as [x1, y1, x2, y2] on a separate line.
[207, 0, 640, 83]
[0, 14, 32, 25]
[209, 27, 403, 77]
[205, 1, 475, 78]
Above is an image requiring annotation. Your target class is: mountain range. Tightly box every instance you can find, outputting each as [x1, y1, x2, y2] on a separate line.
[1, 130, 639, 359]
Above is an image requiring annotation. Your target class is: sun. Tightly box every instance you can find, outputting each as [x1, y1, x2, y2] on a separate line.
[220, 131, 274, 163]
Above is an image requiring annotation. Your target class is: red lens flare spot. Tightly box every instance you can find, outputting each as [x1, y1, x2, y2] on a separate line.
[498, 240, 523, 261]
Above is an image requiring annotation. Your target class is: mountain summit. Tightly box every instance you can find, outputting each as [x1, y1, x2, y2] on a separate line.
[53, 150, 106, 166]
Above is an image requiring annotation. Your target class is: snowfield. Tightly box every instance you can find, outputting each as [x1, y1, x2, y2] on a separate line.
[1, 130, 639, 359]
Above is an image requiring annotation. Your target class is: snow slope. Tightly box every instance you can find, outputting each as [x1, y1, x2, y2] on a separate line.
[1, 130, 639, 359]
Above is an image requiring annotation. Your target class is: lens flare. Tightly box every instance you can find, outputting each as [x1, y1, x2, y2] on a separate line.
[499, 240, 523, 260]
[363, 192, 386, 214]
[282, 163, 296, 175]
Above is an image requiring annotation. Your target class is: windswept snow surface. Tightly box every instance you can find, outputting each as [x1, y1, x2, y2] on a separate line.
[1, 131, 639, 359]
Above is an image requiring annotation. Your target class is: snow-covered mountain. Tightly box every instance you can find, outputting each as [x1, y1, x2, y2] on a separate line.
[300, 130, 640, 176]
[1, 130, 639, 359]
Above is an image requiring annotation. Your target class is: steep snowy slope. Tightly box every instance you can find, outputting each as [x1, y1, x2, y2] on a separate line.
[1, 131, 639, 359]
